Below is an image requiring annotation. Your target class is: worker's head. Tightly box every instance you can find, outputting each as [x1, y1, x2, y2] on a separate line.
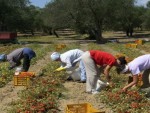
[0, 54, 6, 62]
[50, 52, 60, 61]
[116, 65, 129, 74]
[117, 56, 127, 65]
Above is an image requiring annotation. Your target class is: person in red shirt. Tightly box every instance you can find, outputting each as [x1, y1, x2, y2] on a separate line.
[81, 50, 126, 94]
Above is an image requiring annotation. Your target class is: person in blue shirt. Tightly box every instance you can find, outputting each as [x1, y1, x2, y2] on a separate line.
[0, 48, 36, 72]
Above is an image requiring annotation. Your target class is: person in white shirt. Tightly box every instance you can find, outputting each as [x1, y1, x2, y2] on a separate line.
[50, 49, 86, 83]
[117, 54, 150, 93]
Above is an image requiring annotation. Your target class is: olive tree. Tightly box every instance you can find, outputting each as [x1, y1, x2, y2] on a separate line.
[0, 0, 30, 31]
[142, 1, 150, 30]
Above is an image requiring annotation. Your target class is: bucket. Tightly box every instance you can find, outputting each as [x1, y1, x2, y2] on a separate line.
[96, 80, 109, 91]
[67, 68, 81, 81]
[71, 68, 81, 81]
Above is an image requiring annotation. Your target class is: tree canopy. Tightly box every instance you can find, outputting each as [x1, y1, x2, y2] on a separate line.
[0, 0, 150, 42]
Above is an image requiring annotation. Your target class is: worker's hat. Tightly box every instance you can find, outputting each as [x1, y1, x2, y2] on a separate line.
[0, 54, 6, 61]
[50, 52, 60, 61]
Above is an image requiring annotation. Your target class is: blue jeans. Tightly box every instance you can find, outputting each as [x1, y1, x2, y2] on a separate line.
[79, 60, 86, 81]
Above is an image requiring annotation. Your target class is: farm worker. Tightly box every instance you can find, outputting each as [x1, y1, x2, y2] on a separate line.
[81, 50, 126, 94]
[0, 48, 36, 72]
[50, 49, 86, 83]
[116, 54, 150, 93]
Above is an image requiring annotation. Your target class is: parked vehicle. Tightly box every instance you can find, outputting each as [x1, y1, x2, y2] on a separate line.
[0, 32, 17, 43]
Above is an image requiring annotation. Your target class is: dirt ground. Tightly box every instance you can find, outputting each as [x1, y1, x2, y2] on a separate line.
[0, 36, 149, 113]
[0, 41, 115, 113]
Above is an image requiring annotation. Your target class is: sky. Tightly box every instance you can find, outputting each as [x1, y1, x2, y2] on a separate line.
[135, 0, 150, 7]
[30, 0, 150, 8]
[30, 0, 51, 8]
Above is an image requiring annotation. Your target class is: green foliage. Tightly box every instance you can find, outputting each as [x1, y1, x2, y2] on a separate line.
[138, 42, 150, 53]
[146, 1, 150, 8]
[142, 9, 150, 30]
[106, 43, 142, 58]
[87, 43, 102, 50]
[0, 63, 14, 87]
[0, 0, 30, 31]
[1, 0, 150, 37]
[99, 68, 150, 113]
[9, 75, 64, 112]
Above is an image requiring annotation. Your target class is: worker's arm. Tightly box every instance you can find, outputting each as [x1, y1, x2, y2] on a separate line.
[122, 75, 138, 92]
[23, 54, 30, 72]
[8, 58, 17, 70]
[64, 57, 73, 69]
[103, 65, 112, 82]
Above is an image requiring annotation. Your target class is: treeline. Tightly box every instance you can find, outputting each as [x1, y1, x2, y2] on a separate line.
[0, 0, 150, 42]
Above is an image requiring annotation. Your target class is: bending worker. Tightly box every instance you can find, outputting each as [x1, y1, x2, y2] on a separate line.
[50, 49, 86, 83]
[81, 50, 126, 94]
[117, 54, 150, 93]
[0, 47, 36, 72]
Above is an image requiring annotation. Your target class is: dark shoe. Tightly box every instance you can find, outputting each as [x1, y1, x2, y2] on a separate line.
[77, 80, 86, 83]
[66, 76, 73, 81]
[85, 91, 93, 94]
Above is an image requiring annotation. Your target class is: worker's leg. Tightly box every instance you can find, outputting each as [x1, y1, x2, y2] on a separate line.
[141, 69, 150, 88]
[128, 76, 133, 84]
[81, 51, 99, 92]
[79, 60, 86, 81]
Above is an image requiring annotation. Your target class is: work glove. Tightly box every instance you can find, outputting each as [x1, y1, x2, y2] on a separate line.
[106, 81, 115, 88]
[54, 67, 65, 72]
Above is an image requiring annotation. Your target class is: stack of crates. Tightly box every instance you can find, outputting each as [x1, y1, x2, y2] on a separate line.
[130, 44, 137, 48]
[135, 39, 143, 45]
[66, 103, 105, 113]
[115, 53, 133, 63]
[125, 43, 137, 48]
[115, 53, 126, 58]
[13, 72, 35, 87]
[55, 44, 66, 51]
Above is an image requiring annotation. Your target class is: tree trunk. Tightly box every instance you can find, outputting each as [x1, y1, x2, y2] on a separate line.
[87, 1, 103, 43]
[88, 29, 96, 40]
[95, 25, 103, 43]
[31, 30, 34, 36]
[53, 29, 59, 38]
[126, 27, 133, 37]
[49, 28, 52, 35]
[129, 28, 133, 37]
[126, 28, 129, 37]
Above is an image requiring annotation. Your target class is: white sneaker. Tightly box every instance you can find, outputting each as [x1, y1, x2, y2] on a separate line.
[96, 86, 102, 92]
[92, 90, 100, 95]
